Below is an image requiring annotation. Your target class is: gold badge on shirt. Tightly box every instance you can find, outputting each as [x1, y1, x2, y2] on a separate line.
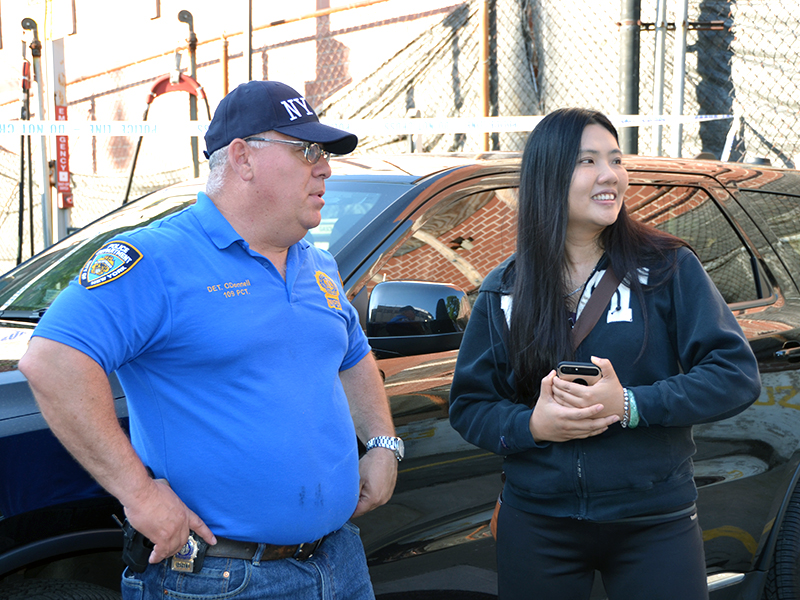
[315, 271, 342, 311]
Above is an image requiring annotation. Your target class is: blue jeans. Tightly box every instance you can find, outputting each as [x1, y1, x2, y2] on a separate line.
[121, 522, 375, 600]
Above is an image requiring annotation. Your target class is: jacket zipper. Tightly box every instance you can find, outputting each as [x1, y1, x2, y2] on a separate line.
[576, 444, 587, 518]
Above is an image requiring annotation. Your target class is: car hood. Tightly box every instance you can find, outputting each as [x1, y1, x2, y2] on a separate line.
[0, 321, 34, 375]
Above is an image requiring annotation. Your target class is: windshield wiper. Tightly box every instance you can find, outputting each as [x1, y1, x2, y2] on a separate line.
[0, 308, 46, 323]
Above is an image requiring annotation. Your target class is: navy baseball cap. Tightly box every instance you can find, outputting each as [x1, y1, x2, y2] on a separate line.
[204, 80, 358, 158]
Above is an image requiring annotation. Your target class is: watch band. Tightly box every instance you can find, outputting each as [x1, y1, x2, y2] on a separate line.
[365, 435, 404, 461]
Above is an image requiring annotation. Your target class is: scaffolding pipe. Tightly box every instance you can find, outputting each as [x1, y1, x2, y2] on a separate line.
[619, 0, 641, 154]
[59, 0, 392, 90]
[670, 0, 689, 157]
[651, 0, 667, 156]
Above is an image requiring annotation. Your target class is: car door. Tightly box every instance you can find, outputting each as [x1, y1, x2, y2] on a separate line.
[626, 172, 800, 581]
[353, 181, 518, 596]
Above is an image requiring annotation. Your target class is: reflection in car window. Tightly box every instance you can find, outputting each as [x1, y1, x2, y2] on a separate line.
[627, 185, 759, 304]
[0, 194, 195, 313]
[738, 190, 800, 280]
[361, 183, 758, 307]
[305, 181, 410, 255]
[0, 179, 409, 316]
[368, 188, 518, 303]
[368, 187, 517, 426]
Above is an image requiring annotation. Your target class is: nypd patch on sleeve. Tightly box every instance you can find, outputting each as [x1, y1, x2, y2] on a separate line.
[80, 241, 143, 289]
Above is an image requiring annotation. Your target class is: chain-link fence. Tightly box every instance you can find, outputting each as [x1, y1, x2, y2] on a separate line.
[1, 0, 799, 274]
[635, 0, 800, 165]
[323, 0, 799, 163]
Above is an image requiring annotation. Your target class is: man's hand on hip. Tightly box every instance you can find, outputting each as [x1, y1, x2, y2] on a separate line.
[124, 478, 217, 564]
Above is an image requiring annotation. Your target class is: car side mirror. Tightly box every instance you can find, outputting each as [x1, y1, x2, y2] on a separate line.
[366, 281, 471, 358]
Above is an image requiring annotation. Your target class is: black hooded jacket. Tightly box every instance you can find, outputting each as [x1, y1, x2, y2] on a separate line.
[449, 247, 761, 520]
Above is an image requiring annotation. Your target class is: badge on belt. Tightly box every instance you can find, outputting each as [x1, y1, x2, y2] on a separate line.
[171, 533, 208, 573]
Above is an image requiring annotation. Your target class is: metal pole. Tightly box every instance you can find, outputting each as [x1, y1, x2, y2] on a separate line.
[28, 135, 34, 257]
[248, 0, 253, 81]
[480, 0, 490, 152]
[51, 37, 72, 241]
[18, 48, 30, 266]
[670, 0, 689, 157]
[179, 10, 200, 177]
[22, 18, 53, 250]
[720, 116, 740, 162]
[18, 135, 25, 266]
[123, 104, 149, 205]
[651, 0, 667, 156]
[618, 0, 641, 155]
[222, 35, 229, 96]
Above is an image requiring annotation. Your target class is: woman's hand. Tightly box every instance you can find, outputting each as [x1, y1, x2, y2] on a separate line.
[529, 369, 620, 442]
[552, 356, 625, 420]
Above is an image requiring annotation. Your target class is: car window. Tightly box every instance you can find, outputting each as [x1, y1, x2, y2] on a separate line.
[0, 179, 408, 317]
[366, 188, 518, 301]
[737, 190, 800, 283]
[364, 187, 517, 434]
[627, 185, 760, 304]
[0, 194, 195, 314]
[366, 183, 760, 306]
[305, 181, 410, 254]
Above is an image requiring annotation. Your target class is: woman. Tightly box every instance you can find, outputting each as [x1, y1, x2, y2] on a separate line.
[448, 108, 760, 600]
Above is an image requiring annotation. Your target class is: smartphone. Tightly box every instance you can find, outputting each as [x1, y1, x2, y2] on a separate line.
[556, 361, 602, 386]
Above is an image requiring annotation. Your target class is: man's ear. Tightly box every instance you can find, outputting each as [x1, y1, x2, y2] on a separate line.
[228, 139, 254, 181]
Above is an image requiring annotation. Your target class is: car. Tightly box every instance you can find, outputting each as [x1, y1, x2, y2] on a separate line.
[3, 153, 800, 599]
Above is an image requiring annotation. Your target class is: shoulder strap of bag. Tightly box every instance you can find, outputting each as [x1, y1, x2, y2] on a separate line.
[571, 267, 621, 350]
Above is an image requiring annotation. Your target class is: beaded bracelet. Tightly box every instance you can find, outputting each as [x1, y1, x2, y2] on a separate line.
[621, 388, 630, 428]
[628, 388, 640, 429]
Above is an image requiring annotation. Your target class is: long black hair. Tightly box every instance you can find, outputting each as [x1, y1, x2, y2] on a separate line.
[508, 108, 686, 402]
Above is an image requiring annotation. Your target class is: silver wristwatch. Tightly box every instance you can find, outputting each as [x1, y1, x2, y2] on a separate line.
[365, 436, 405, 461]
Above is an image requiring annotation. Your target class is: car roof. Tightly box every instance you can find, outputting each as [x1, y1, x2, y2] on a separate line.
[624, 156, 800, 194]
[330, 152, 522, 182]
[330, 153, 800, 193]
[155, 153, 800, 195]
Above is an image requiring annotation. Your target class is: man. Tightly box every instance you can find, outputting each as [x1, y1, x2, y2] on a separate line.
[19, 80, 401, 600]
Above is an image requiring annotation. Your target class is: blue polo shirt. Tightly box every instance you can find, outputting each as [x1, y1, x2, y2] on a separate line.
[33, 192, 371, 544]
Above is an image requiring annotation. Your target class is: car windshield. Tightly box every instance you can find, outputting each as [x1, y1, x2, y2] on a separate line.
[0, 179, 409, 317]
[305, 180, 409, 254]
[0, 192, 197, 316]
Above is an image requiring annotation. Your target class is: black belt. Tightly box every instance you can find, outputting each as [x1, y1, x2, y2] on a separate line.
[205, 536, 325, 561]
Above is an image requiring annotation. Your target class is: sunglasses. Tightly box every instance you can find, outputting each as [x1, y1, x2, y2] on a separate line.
[244, 137, 331, 165]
